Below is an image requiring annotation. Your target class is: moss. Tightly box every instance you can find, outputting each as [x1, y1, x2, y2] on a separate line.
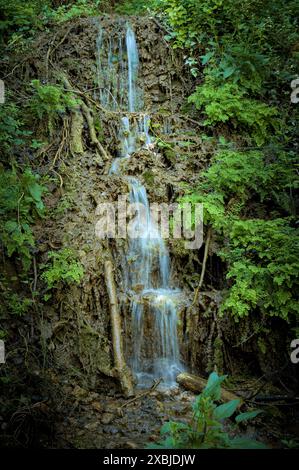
[213, 337, 224, 374]
[143, 170, 155, 186]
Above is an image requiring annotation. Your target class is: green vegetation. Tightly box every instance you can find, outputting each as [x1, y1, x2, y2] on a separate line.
[0, 167, 46, 270]
[41, 248, 84, 291]
[149, 372, 265, 449]
[0, 0, 298, 449]
[188, 83, 280, 145]
[43, 0, 102, 23]
[0, 0, 105, 47]
[115, 0, 155, 14]
[29, 80, 78, 134]
[157, 0, 298, 330]
[0, 101, 31, 158]
[180, 148, 298, 323]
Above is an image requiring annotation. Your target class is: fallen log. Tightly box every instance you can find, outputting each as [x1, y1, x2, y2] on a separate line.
[176, 372, 242, 404]
[104, 260, 134, 397]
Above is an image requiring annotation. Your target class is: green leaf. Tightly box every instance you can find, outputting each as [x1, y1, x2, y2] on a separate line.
[201, 51, 214, 65]
[28, 182, 43, 202]
[235, 409, 263, 423]
[204, 371, 227, 400]
[213, 399, 241, 420]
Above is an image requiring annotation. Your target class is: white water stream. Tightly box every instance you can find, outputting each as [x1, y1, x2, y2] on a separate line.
[96, 21, 183, 387]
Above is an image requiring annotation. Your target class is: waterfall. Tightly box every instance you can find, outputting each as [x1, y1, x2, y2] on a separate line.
[96, 21, 183, 388]
[126, 25, 139, 113]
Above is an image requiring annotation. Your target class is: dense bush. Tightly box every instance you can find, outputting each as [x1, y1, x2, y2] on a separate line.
[180, 148, 298, 323]
[157, 0, 298, 330]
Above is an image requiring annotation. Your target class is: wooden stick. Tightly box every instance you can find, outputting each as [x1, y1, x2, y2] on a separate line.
[192, 227, 212, 307]
[120, 378, 162, 410]
[104, 260, 134, 397]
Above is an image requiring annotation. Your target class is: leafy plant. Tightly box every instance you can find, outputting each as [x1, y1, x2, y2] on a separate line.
[179, 149, 299, 322]
[0, 101, 31, 157]
[29, 80, 77, 134]
[0, 167, 46, 270]
[115, 0, 155, 15]
[41, 248, 84, 291]
[219, 219, 299, 321]
[43, 0, 102, 23]
[5, 293, 33, 317]
[148, 371, 265, 449]
[188, 82, 279, 145]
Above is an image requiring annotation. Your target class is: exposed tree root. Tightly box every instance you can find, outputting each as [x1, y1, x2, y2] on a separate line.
[80, 101, 110, 161]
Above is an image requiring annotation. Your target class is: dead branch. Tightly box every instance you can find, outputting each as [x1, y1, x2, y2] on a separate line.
[192, 227, 212, 307]
[104, 260, 134, 397]
[120, 378, 162, 410]
[177, 372, 242, 405]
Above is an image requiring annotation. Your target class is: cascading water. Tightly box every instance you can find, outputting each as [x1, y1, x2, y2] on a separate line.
[96, 21, 183, 388]
[126, 25, 139, 113]
[127, 179, 182, 387]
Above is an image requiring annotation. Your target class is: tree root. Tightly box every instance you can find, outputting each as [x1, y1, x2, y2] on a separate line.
[81, 101, 110, 161]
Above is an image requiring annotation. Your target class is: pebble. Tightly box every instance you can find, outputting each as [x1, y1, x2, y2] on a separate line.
[101, 412, 114, 425]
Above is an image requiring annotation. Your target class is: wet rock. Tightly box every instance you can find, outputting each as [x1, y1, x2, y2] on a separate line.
[91, 401, 102, 412]
[72, 385, 89, 400]
[84, 421, 98, 431]
[101, 412, 114, 425]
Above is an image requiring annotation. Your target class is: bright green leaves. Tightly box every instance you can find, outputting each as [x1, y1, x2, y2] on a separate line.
[29, 80, 78, 134]
[188, 83, 279, 145]
[219, 219, 299, 321]
[202, 370, 227, 401]
[41, 248, 84, 292]
[0, 102, 30, 157]
[214, 399, 240, 420]
[235, 409, 264, 424]
[178, 148, 299, 322]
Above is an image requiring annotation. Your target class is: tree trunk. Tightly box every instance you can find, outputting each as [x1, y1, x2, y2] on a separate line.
[104, 260, 134, 397]
[176, 372, 242, 404]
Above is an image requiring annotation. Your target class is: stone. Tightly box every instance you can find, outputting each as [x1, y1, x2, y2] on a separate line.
[101, 412, 114, 425]
[91, 401, 102, 412]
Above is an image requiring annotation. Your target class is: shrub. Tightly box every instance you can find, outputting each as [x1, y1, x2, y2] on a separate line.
[0, 167, 46, 270]
[41, 248, 84, 291]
